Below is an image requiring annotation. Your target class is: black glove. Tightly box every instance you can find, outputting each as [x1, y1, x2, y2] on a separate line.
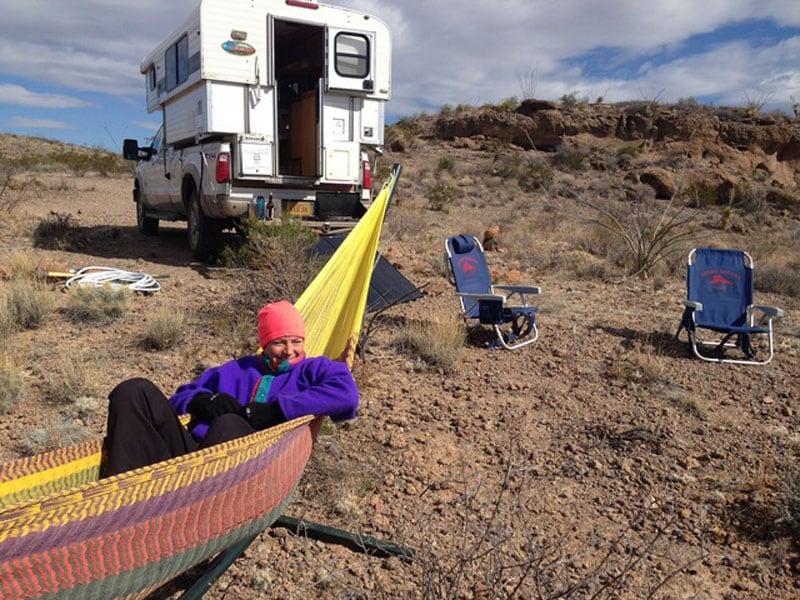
[238, 402, 286, 430]
[187, 392, 240, 421]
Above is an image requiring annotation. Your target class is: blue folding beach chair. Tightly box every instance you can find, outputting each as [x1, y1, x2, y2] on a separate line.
[676, 248, 783, 365]
[445, 234, 541, 350]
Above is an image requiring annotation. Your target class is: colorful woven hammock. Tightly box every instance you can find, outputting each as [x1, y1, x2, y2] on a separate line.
[0, 167, 400, 600]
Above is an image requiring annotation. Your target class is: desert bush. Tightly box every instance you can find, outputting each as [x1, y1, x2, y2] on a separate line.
[779, 468, 800, 536]
[44, 351, 99, 404]
[607, 346, 670, 393]
[682, 182, 722, 207]
[143, 306, 186, 350]
[0, 355, 24, 414]
[2, 279, 54, 331]
[661, 388, 708, 419]
[385, 205, 430, 241]
[31, 212, 77, 249]
[756, 261, 800, 297]
[617, 143, 641, 159]
[427, 181, 457, 212]
[583, 196, 697, 278]
[517, 158, 553, 193]
[437, 153, 454, 173]
[64, 283, 131, 323]
[553, 141, 588, 171]
[496, 96, 519, 112]
[5, 250, 45, 280]
[491, 154, 523, 180]
[396, 318, 465, 373]
[20, 418, 90, 455]
[222, 217, 323, 304]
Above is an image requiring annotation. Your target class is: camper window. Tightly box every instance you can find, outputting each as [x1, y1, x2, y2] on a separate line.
[334, 33, 369, 78]
[165, 34, 190, 92]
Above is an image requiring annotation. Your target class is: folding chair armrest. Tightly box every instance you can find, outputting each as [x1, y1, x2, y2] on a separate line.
[457, 292, 505, 302]
[493, 285, 542, 295]
[753, 304, 784, 318]
[683, 300, 703, 311]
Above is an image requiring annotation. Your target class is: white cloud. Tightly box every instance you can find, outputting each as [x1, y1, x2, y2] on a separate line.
[7, 116, 76, 129]
[0, 83, 91, 108]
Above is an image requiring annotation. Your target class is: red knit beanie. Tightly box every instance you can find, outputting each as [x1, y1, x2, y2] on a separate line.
[257, 301, 306, 347]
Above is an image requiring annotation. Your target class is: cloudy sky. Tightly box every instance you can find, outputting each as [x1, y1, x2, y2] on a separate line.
[0, 0, 798, 150]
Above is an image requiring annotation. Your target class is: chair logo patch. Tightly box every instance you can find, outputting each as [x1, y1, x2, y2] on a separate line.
[701, 268, 740, 291]
[457, 257, 478, 275]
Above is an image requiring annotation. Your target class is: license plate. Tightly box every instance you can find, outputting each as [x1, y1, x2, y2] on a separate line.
[284, 201, 314, 217]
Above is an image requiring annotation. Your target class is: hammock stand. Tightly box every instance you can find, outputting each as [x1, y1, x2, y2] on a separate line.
[0, 166, 409, 600]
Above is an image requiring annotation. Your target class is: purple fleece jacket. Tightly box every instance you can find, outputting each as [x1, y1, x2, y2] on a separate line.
[169, 355, 359, 442]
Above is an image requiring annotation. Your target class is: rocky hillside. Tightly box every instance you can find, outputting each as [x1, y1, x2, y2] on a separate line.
[394, 99, 800, 210]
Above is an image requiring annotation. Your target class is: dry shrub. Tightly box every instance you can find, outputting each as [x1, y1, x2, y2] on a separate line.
[5, 250, 46, 280]
[31, 212, 77, 249]
[385, 205, 430, 241]
[780, 468, 800, 536]
[44, 351, 100, 403]
[222, 217, 323, 305]
[756, 259, 800, 298]
[20, 418, 90, 456]
[0, 354, 25, 414]
[660, 388, 708, 419]
[2, 279, 54, 331]
[582, 195, 697, 278]
[65, 283, 131, 323]
[143, 306, 186, 351]
[397, 317, 466, 373]
[607, 345, 670, 394]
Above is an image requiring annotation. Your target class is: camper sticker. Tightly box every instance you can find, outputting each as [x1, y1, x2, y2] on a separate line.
[222, 41, 256, 56]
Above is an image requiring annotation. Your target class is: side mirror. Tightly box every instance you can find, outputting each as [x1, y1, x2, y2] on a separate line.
[123, 139, 140, 161]
[122, 139, 154, 161]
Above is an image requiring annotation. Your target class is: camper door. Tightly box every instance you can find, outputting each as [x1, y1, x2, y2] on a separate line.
[321, 27, 373, 183]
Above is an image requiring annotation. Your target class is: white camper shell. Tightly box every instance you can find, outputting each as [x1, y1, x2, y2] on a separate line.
[123, 0, 391, 258]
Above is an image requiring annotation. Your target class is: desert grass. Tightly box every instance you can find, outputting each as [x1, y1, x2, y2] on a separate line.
[0, 354, 24, 414]
[44, 351, 101, 404]
[64, 283, 131, 323]
[396, 317, 466, 373]
[1, 279, 54, 331]
[19, 418, 90, 456]
[4, 250, 46, 280]
[142, 306, 186, 351]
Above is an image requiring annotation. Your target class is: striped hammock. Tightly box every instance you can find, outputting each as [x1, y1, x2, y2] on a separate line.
[0, 168, 400, 600]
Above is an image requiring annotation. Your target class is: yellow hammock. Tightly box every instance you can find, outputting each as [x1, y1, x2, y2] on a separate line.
[0, 166, 401, 600]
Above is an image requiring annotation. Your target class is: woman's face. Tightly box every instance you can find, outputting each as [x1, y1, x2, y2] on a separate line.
[263, 336, 306, 367]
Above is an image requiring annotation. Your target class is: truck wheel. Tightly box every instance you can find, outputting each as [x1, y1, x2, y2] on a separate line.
[136, 199, 160, 236]
[135, 183, 159, 235]
[187, 187, 218, 260]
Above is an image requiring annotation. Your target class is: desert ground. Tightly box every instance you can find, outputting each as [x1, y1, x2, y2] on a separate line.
[1, 104, 800, 599]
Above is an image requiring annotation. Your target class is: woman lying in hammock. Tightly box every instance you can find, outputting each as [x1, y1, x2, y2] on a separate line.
[99, 300, 359, 478]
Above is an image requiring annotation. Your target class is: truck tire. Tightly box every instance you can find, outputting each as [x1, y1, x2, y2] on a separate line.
[135, 183, 159, 235]
[187, 186, 218, 260]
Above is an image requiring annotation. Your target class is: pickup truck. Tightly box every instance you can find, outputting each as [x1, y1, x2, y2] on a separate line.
[123, 127, 372, 259]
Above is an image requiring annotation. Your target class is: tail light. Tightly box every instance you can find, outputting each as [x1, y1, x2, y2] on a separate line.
[216, 152, 231, 183]
[361, 154, 372, 191]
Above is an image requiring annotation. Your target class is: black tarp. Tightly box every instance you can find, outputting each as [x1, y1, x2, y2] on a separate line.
[312, 235, 422, 312]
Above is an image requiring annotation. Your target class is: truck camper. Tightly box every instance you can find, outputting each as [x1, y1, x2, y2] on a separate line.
[123, 0, 391, 258]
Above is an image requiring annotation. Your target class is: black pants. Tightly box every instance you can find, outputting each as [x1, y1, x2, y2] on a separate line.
[100, 377, 254, 478]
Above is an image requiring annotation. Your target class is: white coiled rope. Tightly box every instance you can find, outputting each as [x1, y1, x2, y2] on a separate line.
[63, 266, 161, 294]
